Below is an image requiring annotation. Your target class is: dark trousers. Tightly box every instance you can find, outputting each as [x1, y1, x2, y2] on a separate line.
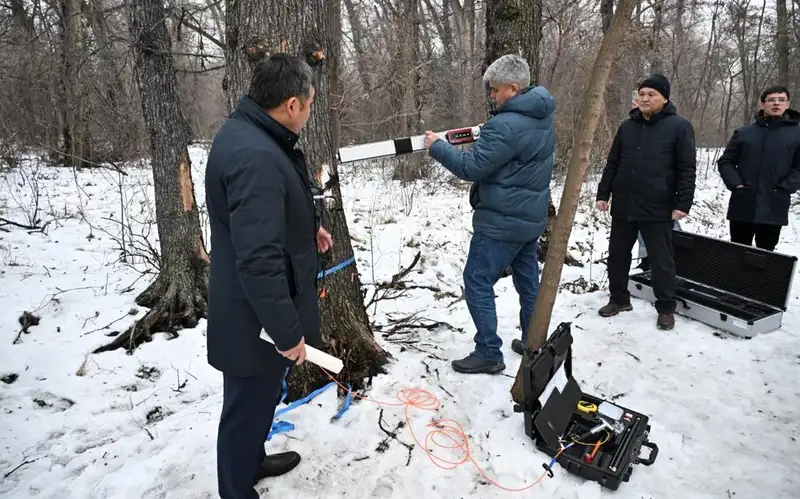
[608, 218, 676, 313]
[217, 362, 289, 499]
[729, 221, 782, 251]
[463, 231, 540, 363]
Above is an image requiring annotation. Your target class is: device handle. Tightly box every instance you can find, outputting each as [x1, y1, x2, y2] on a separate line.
[636, 441, 659, 466]
[259, 330, 344, 374]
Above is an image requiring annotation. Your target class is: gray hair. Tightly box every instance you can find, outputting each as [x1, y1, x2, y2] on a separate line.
[482, 54, 531, 88]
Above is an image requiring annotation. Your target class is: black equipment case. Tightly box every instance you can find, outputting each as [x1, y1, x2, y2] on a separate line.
[629, 230, 798, 338]
[514, 322, 658, 490]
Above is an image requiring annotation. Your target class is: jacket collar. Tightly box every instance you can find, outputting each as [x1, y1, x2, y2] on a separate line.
[629, 101, 678, 124]
[754, 108, 800, 127]
[231, 95, 299, 152]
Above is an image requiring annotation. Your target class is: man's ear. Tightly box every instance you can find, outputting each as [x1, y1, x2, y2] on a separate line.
[285, 96, 299, 115]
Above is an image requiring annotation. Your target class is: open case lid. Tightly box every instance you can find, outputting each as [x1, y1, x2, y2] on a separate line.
[521, 322, 583, 450]
[673, 230, 798, 310]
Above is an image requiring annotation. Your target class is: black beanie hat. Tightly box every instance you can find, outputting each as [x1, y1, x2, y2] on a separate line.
[638, 73, 670, 100]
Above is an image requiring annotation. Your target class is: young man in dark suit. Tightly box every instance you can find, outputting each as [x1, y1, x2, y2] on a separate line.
[717, 85, 800, 251]
[204, 53, 332, 499]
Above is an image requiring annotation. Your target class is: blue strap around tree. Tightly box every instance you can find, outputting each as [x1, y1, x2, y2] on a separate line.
[317, 256, 355, 280]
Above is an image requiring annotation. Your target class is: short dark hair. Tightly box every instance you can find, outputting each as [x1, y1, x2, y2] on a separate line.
[248, 53, 315, 110]
[760, 85, 790, 102]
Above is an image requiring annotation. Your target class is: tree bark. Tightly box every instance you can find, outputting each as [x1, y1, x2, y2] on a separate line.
[59, 0, 92, 168]
[484, 0, 541, 83]
[648, 0, 665, 73]
[94, 0, 209, 353]
[484, 0, 579, 267]
[223, 0, 388, 401]
[777, 0, 790, 85]
[510, 0, 639, 404]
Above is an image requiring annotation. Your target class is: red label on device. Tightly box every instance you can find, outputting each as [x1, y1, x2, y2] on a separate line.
[446, 128, 476, 144]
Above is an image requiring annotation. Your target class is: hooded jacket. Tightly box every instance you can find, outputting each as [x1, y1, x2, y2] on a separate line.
[717, 108, 800, 226]
[429, 86, 556, 242]
[596, 102, 697, 222]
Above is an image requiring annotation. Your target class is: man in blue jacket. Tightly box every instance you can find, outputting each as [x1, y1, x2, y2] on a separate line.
[423, 54, 555, 374]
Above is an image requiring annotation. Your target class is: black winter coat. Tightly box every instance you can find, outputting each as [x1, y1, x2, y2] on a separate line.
[717, 109, 800, 226]
[596, 102, 697, 222]
[204, 96, 320, 377]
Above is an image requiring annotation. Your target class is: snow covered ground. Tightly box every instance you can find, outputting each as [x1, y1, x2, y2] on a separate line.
[0, 147, 798, 499]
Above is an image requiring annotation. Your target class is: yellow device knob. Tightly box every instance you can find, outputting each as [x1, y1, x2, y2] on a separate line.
[577, 401, 598, 414]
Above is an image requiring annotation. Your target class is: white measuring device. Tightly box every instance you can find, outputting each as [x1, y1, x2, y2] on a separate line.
[336, 124, 484, 164]
[259, 329, 344, 374]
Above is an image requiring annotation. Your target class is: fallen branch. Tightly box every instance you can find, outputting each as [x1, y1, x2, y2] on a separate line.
[365, 251, 423, 309]
[82, 309, 138, 336]
[0, 216, 39, 230]
[4, 457, 38, 479]
[375, 408, 414, 466]
[376, 251, 422, 289]
[375, 312, 465, 338]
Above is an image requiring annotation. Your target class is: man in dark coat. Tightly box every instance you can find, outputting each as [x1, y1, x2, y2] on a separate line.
[204, 53, 332, 499]
[717, 85, 800, 251]
[595, 73, 697, 330]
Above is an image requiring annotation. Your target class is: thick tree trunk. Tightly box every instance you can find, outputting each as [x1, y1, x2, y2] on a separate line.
[59, 0, 92, 168]
[224, 0, 388, 400]
[484, 0, 541, 84]
[392, 0, 427, 182]
[94, 0, 209, 354]
[511, 0, 639, 404]
[537, 194, 583, 267]
[484, 0, 580, 268]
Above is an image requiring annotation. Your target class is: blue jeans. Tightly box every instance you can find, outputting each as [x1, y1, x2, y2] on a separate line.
[463, 231, 540, 363]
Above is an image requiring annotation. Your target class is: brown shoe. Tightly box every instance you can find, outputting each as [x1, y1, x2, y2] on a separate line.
[657, 313, 675, 330]
[598, 301, 633, 317]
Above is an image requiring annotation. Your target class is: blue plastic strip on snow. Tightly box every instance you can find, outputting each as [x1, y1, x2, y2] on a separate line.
[266, 375, 353, 440]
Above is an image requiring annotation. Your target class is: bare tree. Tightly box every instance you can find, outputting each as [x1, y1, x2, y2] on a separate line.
[94, 0, 210, 353]
[511, 0, 640, 404]
[776, 0, 790, 85]
[223, 0, 388, 399]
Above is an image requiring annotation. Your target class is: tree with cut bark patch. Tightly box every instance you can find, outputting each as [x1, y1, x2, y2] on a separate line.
[94, 0, 208, 354]
[510, 0, 639, 404]
[223, 0, 388, 400]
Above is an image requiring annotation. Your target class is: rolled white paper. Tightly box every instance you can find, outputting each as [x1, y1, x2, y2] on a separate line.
[259, 329, 345, 374]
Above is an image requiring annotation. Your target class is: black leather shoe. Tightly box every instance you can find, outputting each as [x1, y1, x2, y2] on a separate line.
[254, 451, 301, 484]
[511, 339, 524, 355]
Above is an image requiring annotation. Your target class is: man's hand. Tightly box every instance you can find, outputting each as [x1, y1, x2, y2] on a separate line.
[672, 210, 687, 220]
[423, 131, 441, 149]
[317, 226, 332, 253]
[596, 200, 609, 212]
[277, 336, 306, 365]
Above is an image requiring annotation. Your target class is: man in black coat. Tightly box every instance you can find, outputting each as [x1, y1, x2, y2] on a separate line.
[595, 74, 697, 330]
[204, 53, 333, 499]
[717, 85, 800, 251]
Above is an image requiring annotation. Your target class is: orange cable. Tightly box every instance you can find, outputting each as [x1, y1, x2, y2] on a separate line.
[316, 367, 565, 492]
